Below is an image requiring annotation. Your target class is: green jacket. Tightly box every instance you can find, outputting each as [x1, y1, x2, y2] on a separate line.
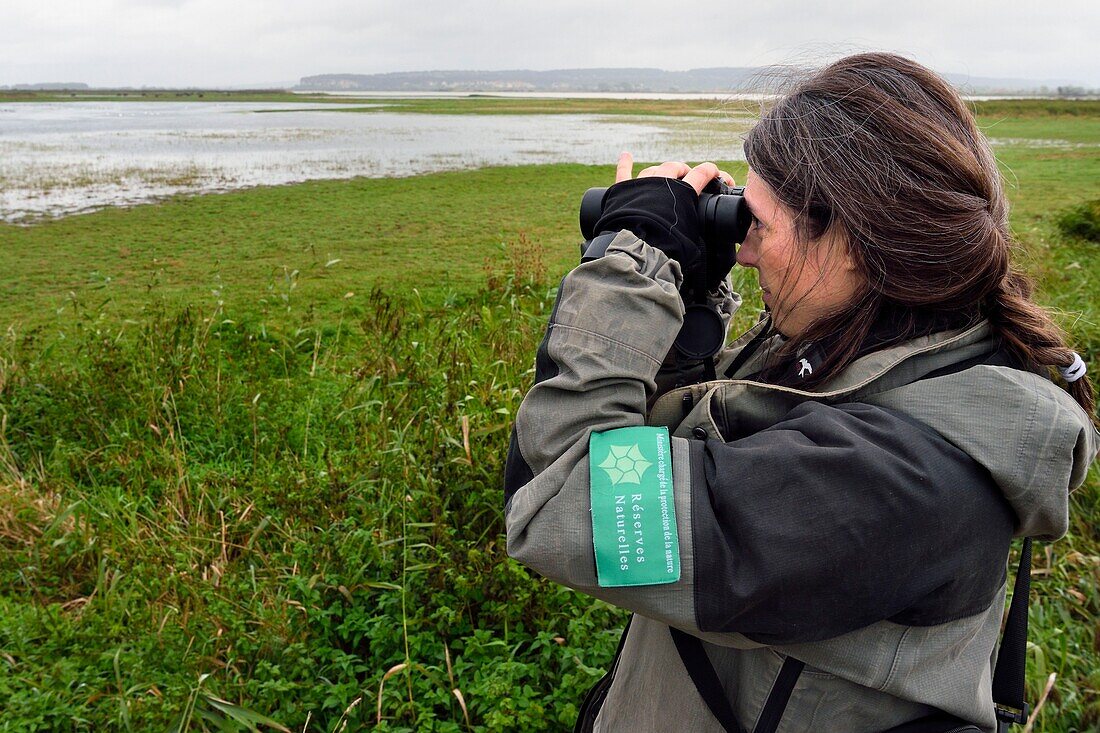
[504, 232, 1098, 731]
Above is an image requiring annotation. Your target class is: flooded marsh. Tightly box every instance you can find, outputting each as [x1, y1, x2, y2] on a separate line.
[0, 101, 751, 223]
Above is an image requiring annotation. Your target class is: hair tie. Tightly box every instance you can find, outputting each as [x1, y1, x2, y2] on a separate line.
[1060, 352, 1087, 383]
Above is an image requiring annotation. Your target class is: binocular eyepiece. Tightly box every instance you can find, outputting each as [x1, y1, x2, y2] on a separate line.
[579, 178, 753, 251]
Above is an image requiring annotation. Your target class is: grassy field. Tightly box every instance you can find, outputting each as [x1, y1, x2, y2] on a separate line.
[0, 102, 1098, 731]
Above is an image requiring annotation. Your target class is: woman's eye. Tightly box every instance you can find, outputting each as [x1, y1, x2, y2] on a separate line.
[750, 215, 761, 230]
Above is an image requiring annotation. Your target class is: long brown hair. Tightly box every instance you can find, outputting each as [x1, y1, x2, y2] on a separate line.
[742, 52, 1096, 420]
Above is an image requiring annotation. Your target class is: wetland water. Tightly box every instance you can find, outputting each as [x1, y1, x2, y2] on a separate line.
[0, 101, 748, 223]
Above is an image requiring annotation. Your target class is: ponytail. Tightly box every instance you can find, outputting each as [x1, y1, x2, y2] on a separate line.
[984, 270, 1097, 425]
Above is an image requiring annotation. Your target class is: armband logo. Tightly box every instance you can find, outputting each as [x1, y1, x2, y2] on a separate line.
[589, 427, 680, 587]
[596, 443, 652, 486]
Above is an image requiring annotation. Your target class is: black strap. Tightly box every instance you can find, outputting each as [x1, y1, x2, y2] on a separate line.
[703, 356, 717, 382]
[752, 656, 805, 733]
[670, 627, 804, 733]
[993, 538, 1032, 730]
[574, 615, 635, 733]
[670, 627, 746, 733]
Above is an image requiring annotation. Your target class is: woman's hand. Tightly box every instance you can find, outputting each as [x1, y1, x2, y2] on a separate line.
[596, 152, 736, 297]
[615, 151, 735, 194]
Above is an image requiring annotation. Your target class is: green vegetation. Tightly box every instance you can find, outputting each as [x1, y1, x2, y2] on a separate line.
[1056, 199, 1100, 242]
[1, 108, 1099, 732]
[978, 116, 1100, 145]
[971, 99, 1100, 118]
[0, 162, 750, 330]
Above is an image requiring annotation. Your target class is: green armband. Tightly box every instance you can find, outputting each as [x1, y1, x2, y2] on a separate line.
[589, 426, 680, 587]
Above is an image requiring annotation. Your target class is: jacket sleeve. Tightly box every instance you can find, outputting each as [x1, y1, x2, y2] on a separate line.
[503, 232, 1014, 645]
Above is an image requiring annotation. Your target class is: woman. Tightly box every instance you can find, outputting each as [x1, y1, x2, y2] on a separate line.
[503, 53, 1099, 732]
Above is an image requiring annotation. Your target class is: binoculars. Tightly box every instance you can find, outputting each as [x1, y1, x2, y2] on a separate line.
[579, 178, 752, 253]
[578, 178, 753, 362]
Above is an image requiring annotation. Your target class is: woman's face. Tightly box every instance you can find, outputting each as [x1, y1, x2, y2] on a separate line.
[736, 170, 863, 338]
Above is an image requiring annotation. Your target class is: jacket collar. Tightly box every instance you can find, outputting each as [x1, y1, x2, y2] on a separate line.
[721, 317, 995, 399]
[745, 304, 984, 390]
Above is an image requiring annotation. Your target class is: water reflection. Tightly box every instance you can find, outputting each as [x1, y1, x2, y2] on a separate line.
[0, 102, 750, 223]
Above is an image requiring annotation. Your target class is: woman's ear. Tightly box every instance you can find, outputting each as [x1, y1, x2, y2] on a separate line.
[829, 222, 859, 274]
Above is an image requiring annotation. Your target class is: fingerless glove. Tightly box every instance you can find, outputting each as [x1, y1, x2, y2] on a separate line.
[592, 177, 707, 299]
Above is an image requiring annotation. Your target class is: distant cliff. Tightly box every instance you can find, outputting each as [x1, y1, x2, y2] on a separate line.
[3, 82, 90, 90]
[298, 68, 761, 93]
[296, 68, 1080, 95]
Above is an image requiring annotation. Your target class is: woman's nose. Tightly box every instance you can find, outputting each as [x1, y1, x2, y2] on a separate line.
[736, 235, 758, 268]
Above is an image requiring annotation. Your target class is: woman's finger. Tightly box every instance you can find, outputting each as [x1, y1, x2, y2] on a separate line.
[615, 151, 634, 183]
[638, 161, 691, 180]
[616, 158, 731, 190]
[682, 162, 721, 195]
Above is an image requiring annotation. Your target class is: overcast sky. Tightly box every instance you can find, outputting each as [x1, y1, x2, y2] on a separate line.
[3, 0, 1097, 88]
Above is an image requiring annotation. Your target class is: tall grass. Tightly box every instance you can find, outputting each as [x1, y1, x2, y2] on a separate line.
[0, 254, 639, 730]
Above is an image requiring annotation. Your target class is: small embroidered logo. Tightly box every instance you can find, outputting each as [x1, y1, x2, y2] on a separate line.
[597, 444, 653, 486]
[798, 358, 813, 378]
